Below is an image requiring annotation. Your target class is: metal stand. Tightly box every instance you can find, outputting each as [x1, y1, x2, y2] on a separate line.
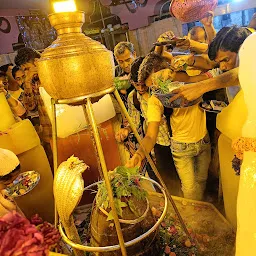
[51, 86, 191, 255]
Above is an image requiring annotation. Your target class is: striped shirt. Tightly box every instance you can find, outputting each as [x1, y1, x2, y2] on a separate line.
[127, 90, 171, 146]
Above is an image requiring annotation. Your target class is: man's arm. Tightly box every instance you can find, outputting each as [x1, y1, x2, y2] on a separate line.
[189, 40, 209, 54]
[126, 121, 160, 167]
[175, 38, 208, 54]
[174, 71, 209, 83]
[170, 67, 239, 102]
[200, 11, 216, 44]
[171, 54, 217, 72]
[193, 54, 217, 70]
[0, 87, 26, 116]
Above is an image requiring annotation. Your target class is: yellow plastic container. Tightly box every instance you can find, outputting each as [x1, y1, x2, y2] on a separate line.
[0, 119, 40, 155]
[0, 93, 15, 131]
[217, 90, 247, 228]
[218, 134, 240, 228]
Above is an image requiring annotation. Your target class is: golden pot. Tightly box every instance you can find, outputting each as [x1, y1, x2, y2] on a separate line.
[37, 11, 115, 99]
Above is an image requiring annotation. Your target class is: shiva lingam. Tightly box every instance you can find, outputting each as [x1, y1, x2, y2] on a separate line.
[37, 1, 190, 255]
[234, 33, 256, 256]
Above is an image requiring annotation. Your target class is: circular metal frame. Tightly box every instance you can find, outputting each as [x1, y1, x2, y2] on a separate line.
[58, 176, 168, 252]
[99, 197, 149, 225]
[55, 87, 115, 104]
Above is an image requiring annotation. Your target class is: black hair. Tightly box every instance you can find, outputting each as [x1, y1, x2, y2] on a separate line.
[0, 71, 6, 78]
[130, 57, 145, 83]
[138, 52, 169, 83]
[15, 47, 41, 66]
[114, 42, 135, 56]
[0, 164, 21, 182]
[208, 26, 252, 61]
[12, 66, 21, 79]
[0, 64, 13, 73]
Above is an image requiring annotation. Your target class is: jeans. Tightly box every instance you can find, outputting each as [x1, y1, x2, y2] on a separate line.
[154, 144, 182, 196]
[171, 135, 211, 201]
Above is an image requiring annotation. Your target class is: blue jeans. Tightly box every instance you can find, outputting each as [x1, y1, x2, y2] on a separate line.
[171, 135, 211, 200]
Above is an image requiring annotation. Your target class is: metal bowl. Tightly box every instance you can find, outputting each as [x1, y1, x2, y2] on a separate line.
[153, 83, 201, 108]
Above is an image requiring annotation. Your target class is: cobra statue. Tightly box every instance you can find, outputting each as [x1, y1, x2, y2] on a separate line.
[53, 156, 89, 256]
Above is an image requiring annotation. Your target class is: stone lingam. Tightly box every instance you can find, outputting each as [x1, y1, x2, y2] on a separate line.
[234, 32, 256, 255]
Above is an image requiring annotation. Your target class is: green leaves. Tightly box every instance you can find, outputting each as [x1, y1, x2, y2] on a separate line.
[115, 166, 139, 177]
[106, 199, 127, 221]
[102, 199, 109, 209]
[128, 199, 139, 217]
[114, 77, 131, 90]
[155, 77, 174, 94]
[96, 166, 147, 221]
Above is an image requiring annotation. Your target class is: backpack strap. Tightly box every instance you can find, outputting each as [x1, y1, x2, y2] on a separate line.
[163, 107, 173, 137]
[133, 90, 141, 112]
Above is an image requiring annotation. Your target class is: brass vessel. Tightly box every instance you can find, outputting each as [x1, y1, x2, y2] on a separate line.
[37, 11, 115, 99]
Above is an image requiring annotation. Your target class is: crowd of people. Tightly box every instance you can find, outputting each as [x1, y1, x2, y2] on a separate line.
[0, 11, 255, 212]
[114, 12, 256, 201]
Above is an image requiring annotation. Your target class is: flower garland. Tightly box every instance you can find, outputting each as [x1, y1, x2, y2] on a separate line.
[232, 137, 256, 175]
[0, 211, 61, 255]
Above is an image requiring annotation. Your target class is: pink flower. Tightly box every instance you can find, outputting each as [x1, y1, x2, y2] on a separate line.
[0, 211, 48, 256]
[31, 214, 44, 226]
[168, 225, 178, 235]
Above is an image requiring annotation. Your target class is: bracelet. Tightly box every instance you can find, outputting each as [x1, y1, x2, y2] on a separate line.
[190, 55, 196, 66]
[5, 92, 11, 100]
[192, 57, 196, 66]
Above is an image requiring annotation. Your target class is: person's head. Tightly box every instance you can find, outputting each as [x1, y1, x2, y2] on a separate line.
[0, 71, 8, 90]
[129, 57, 148, 95]
[0, 64, 13, 73]
[12, 66, 25, 87]
[14, 47, 41, 72]
[138, 52, 170, 88]
[114, 42, 136, 74]
[0, 148, 21, 190]
[248, 12, 256, 29]
[188, 26, 207, 43]
[208, 26, 252, 72]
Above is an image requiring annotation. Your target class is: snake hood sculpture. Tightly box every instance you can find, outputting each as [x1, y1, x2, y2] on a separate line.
[54, 156, 89, 223]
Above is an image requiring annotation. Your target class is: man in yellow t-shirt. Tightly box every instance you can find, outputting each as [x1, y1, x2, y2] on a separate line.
[147, 95, 210, 200]
[126, 53, 211, 200]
